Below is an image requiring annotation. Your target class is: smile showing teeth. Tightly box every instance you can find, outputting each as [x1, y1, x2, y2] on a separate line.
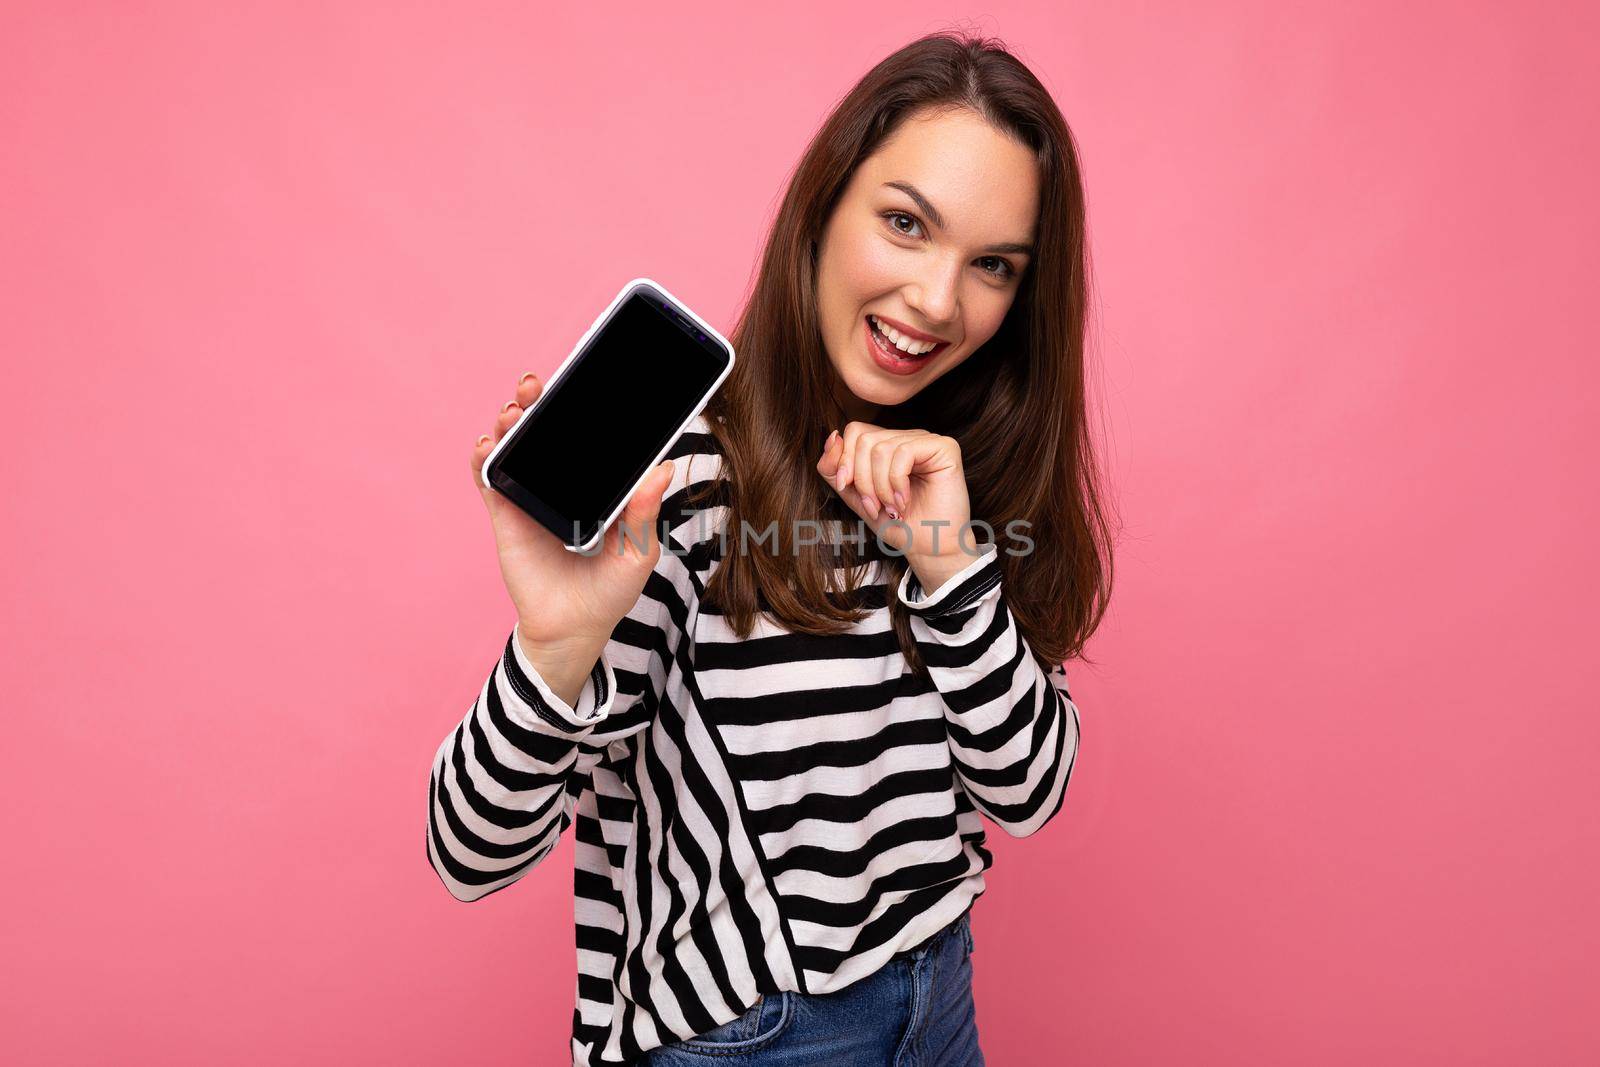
[869, 314, 940, 356]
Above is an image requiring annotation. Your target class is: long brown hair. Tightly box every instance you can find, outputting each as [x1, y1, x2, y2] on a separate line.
[692, 29, 1116, 674]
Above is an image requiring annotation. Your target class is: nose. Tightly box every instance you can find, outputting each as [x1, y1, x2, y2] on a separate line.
[905, 255, 961, 329]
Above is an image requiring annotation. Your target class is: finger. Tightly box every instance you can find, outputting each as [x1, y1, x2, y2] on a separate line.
[866, 432, 916, 520]
[816, 428, 842, 480]
[888, 440, 916, 514]
[828, 428, 862, 509]
[871, 438, 899, 518]
[851, 432, 880, 518]
[474, 399, 525, 491]
[470, 432, 495, 484]
[496, 398, 523, 434]
[515, 370, 544, 409]
[834, 475, 863, 514]
[835, 422, 863, 491]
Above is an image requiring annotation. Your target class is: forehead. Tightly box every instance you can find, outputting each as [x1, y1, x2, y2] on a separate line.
[854, 107, 1039, 238]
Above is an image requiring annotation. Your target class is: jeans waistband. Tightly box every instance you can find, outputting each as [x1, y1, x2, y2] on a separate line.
[890, 907, 970, 962]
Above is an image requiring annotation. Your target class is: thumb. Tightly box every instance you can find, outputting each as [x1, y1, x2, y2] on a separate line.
[616, 459, 675, 557]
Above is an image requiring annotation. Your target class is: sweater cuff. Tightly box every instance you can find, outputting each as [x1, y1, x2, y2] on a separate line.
[504, 622, 618, 732]
[898, 541, 1003, 618]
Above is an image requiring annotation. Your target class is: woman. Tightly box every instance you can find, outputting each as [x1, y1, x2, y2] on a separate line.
[428, 30, 1114, 1067]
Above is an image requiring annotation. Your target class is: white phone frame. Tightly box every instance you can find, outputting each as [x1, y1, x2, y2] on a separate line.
[480, 276, 736, 554]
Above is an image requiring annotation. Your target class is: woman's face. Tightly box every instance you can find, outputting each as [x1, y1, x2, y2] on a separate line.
[815, 105, 1040, 423]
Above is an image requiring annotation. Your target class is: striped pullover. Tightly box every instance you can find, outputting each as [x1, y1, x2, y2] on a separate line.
[426, 412, 1082, 1066]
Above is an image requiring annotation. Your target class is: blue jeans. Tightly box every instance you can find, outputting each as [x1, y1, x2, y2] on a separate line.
[639, 910, 984, 1066]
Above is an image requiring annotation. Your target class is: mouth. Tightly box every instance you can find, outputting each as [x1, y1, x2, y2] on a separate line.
[864, 315, 949, 374]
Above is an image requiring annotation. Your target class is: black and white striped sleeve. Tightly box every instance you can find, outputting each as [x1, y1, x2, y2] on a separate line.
[897, 541, 1081, 839]
[425, 627, 626, 902]
[426, 547, 698, 903]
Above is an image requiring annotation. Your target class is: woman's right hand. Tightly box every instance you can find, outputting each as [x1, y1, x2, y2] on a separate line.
[471, 370, 676, 652]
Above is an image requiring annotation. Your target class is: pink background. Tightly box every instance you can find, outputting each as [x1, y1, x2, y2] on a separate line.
[5, 2, 1596, 1064]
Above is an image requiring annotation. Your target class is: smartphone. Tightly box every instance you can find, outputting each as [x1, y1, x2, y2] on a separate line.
[481, 277, 735, 553]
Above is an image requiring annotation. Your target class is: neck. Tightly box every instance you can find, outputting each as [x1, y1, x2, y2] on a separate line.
[833, 378, 881, 425]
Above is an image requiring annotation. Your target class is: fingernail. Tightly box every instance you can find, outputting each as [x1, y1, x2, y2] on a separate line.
[501, 400, 519, 413]
[885, 506, 898, 521]
[862, 496, 879, 518]
[519, 371, 536, 384]
[836, 466, 850, 490]
[894, 492, 905, 511]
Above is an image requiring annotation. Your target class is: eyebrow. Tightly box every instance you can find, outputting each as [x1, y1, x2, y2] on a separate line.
[882, 180, 1035, 256]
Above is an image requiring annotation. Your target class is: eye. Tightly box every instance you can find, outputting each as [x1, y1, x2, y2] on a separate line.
[882, 210, 923, 238]
[881, 211, 1018, 281]
[977, 255, 1016, 280]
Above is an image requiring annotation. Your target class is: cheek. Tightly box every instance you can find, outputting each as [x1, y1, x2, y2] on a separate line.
[827, 227, 900, 308]
[968, 302, 1010, 346]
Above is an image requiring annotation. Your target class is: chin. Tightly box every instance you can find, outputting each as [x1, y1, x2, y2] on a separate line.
[848, 370, 894, 397]
[843, 371, 908, 407]
[828, 339, 927, 416]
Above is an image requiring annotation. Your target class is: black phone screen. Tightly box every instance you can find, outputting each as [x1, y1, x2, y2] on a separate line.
[490, 288, 729, 547]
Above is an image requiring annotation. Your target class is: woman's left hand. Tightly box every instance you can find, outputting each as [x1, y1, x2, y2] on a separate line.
[816, 421, 972, 568]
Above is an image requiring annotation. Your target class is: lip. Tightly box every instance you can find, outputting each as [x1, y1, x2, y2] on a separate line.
[865, 315, 946, 375]
[870, 313, 947, 344]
